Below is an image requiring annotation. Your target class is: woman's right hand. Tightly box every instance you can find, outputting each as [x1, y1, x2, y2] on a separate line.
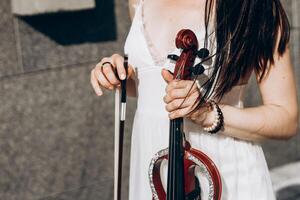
[90, 54, 134, 96]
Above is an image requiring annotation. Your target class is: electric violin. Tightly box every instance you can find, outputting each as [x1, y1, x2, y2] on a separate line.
[148, 29, 222, 200]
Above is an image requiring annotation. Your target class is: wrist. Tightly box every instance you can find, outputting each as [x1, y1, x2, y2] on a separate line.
[202, 107, 215, 127]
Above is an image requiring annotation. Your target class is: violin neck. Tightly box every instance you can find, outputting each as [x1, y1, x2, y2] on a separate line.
[167, 118, 185, 200]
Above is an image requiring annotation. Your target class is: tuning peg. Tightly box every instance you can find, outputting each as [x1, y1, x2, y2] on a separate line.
[167, 54, 179, 61]
[191, 63, 205, 75]
[197, 48, 210, 59]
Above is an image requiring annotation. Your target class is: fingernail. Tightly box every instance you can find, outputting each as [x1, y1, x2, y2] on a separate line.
[120, 74, 126, 80]
[97, 89, 103, 96]
[109, 86, 114, 90]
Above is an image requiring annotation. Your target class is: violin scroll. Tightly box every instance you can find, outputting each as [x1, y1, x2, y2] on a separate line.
[175, 29, 199, 50]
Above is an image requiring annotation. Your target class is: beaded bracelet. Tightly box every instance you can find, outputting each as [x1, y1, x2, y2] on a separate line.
[203, 100, 224, 134]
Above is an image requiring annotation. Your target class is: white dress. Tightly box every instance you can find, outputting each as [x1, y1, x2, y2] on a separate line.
[124, 1, 276, 200]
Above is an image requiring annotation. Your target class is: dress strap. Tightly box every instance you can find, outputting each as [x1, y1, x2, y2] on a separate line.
[129, 0, 142, 17]
[133, 0, 143, 10]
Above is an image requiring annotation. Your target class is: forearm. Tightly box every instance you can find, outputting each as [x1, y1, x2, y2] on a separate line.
[216, 104, 298, 142]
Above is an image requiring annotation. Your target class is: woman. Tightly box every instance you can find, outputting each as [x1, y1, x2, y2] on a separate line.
[90, 0, 299, 199]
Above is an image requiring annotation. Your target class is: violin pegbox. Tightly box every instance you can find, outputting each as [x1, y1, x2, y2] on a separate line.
[167, 54, 179, 62]
[197, 48, 210, 59]
[172, 29, 199, 80]
[191, 47, 210, 76]
[168, 30, 210, 78]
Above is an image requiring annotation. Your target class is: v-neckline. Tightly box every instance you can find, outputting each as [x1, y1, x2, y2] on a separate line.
[139, 0, 168, 66]
[138, 0, 211, 67]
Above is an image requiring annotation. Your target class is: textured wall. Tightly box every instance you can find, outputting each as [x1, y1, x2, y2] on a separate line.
[0, 0, 134, 199]
[0, 0, 299, 200]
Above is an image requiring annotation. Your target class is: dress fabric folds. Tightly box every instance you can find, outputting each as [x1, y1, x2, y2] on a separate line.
[124, 1, 276, 200]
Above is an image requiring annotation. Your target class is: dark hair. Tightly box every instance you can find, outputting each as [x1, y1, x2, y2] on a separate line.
[204, 0, 290, 101]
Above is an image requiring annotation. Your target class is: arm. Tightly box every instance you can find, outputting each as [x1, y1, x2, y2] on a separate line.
[214, 46, 298, 141]
[91, 1, 138, 98]
[91, 54, 137, 98]
[129, 0, 138, 20]
[162, 46, 298, 142]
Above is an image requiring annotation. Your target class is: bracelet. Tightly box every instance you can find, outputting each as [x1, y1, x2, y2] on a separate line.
[203, 100, 224, 134]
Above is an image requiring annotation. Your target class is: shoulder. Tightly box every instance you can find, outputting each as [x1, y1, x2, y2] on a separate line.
[128, 0, 140, 20]
[129, 0, 139, 5]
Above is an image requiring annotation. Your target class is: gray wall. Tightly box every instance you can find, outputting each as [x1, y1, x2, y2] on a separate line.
[0, 0, 299, 200]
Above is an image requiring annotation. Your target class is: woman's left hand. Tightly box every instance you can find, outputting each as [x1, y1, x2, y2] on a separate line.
[161, 69, 214, 127]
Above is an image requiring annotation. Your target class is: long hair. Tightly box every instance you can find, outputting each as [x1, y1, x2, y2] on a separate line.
[205, 0, 290, 101]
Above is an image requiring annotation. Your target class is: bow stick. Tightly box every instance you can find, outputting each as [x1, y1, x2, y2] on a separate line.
[114, 55, 128, 200]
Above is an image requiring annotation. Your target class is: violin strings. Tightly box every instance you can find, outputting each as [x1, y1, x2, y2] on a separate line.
[174, 0, 244, 116]
[176, 0, 214, 111]
[177, 3, 245, 111]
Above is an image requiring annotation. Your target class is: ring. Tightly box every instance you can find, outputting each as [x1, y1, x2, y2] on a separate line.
[101, 61, 113, 68]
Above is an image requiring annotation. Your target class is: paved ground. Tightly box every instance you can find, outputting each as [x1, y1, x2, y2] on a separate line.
[277, 186, 300, 200]
[270, 162, 300, 199]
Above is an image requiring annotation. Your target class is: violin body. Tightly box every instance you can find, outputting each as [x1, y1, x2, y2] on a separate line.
[149, 142, 222, 200]
[148, 29, 222, 200]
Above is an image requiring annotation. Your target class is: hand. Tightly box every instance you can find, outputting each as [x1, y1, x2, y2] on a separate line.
[90, 54, 134, 96]
[161, 69, 213, 126]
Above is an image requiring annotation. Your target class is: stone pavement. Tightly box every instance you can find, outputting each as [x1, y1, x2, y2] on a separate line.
[270, 162, 300, 199]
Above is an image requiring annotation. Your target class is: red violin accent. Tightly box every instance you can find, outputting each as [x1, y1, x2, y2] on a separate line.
[148, 29, 222, 200]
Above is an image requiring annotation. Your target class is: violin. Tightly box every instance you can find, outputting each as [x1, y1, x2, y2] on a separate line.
[148, 29, 222, 200]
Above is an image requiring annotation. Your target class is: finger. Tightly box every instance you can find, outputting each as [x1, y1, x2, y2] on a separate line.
[165, 96, 198, 112]
[164, 87, 200, 103]
[169, 107, 191, 119]
[102, 62, 121, 86]
[161, 68, 174, 83]
[98, 57, 112, 68]
[169, 103, 209, 119]
[163, 89, 186, 103]
[94, 66, 114, 90]
[165, 80, 186, 94]
[127, 65, 135, 79]
[112, 55, 126, 80]
[166, 80, 197, 93]
[90, 69, 103, 96]
[111, 54, 135, 80]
